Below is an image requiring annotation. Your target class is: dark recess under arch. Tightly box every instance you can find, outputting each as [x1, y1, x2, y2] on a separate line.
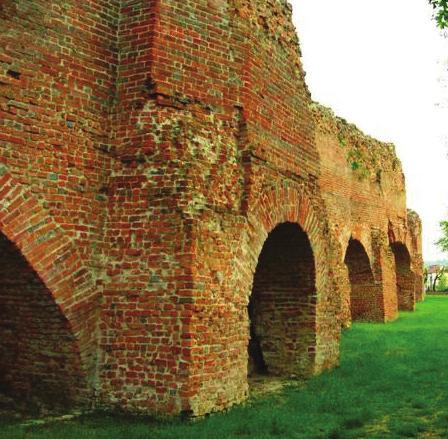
[345, 239, 383, 322]
[391, 242, 415, 311]
[248, 222, 317, 378]
[0, 233, 83, 413]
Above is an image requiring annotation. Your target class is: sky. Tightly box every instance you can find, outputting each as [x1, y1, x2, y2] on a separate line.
[290, 0, 448, 262]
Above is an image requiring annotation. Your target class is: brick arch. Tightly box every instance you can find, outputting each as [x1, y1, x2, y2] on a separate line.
[390, 241, 415, 311]
[334, 228, 377, 326]
[338, 227, 373, 264]
[248, 221, 316, 377]
[0, 170, 99, 404]
[245, 185, 339, 374]
[388, 220, 407, 246]
[388, 220, 422, 305]
[344, 238, 384, 322]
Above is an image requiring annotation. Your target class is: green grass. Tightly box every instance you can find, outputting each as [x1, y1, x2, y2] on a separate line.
[3, 296, 448, 438]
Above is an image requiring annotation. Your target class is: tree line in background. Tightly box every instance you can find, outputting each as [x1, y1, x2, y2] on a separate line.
[430, 0, 448, 28]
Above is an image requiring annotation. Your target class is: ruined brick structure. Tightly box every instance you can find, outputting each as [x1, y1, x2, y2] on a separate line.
[0, 0, 423, 416]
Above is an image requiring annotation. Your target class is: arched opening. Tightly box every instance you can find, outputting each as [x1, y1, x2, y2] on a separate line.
[0, 233, 83, 414]
[391, 243, 415, 311]
[248, 222, 316, 379]
[344, 239, 383, 322]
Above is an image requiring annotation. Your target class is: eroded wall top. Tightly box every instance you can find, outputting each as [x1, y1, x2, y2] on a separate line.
[312, 103, 408, 240]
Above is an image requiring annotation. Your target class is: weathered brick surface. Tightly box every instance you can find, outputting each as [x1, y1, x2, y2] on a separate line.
[313, 105, 424, 325]
[0, 0, 118, 411]
[0, 0, 423, 416]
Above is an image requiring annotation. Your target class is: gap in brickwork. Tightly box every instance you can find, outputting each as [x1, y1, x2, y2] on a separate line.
[391, 243, 415, 311]
[248, 222, 316, 385]
[345, 239, 383, 322]
[6, 69, 21, 80]
[0, 233, 82, 416]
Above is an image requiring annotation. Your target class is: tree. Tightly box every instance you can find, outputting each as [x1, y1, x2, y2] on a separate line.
[433, 266, 446, 291]
[426, 265, 447, 291]
[429, 0, 448, 29]
[437, 220, 448, 253]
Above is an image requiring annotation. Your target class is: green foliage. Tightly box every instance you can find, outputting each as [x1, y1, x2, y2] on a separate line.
[6, 297, 448, 438]
[337, 133, 347, 148]
[429, 0, 448, 29]
[350, 160, 360, 170]
[437, 220, 448, 253]
[437, 273, 448, 291]
[346, 150, 370, 180]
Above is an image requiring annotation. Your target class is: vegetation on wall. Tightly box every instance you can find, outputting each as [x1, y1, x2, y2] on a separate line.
[312, 103, 398, 183]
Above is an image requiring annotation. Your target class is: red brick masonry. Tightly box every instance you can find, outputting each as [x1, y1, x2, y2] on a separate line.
[0, 0, 423, 416]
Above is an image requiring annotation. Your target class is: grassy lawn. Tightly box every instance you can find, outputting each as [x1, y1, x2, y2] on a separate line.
[3, 295, 448, 438]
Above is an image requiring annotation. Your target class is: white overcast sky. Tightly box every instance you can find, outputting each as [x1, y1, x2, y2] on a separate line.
[290, 0, 448, 262]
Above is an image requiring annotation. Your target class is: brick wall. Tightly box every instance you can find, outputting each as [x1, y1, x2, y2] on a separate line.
[313, 104, 423, 324]
[407, 210, 425, 301]
[0, 0, 118, 264]
[0, 0, 423, 417]
[0, 0, 118, 412]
